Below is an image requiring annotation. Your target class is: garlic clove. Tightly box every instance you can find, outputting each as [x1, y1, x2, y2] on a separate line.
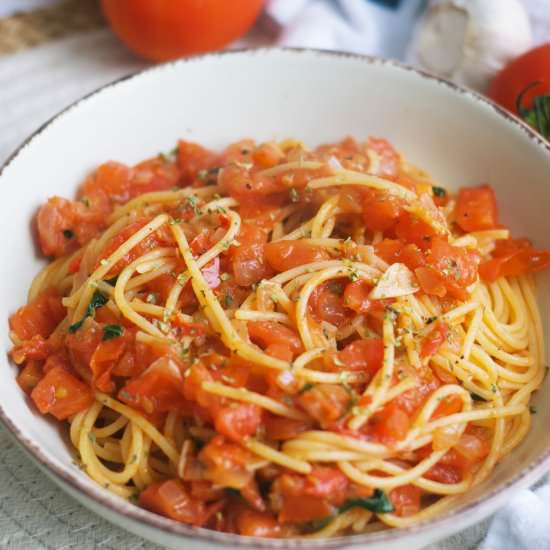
[369, 263, 419, 300]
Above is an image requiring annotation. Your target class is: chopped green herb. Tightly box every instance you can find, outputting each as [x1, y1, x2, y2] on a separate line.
[298, 383, 315, 395]
[470, 392, 486, 402]
[104, 276, 118, 286]
[62, 229, 74, 239]
[224, 294, 234, 308]
[432, 186, 447, 198]
[159, 144, 179, 162]
[102, 324, 124, 341]
[68, 290, 108, 333]
[530, 405, 538, 414]
[339, 489, 394, 514]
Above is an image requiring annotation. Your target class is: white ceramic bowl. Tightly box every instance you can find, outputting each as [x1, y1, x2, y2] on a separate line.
[1, 49, 550, 550]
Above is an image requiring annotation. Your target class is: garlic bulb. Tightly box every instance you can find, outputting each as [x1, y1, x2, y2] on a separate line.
[411, 0, 532, 92]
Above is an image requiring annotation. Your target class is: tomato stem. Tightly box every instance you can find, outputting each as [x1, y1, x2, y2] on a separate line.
[515, 81, 550, 141]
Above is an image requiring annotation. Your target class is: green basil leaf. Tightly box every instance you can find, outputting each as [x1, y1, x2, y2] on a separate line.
[339, 489, 394, 514]
[102, 324, 124, 341]
[68, 290, 108, 333]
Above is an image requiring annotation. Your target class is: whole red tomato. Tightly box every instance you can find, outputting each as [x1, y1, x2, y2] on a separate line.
[101, 0, 265, 62]
[488, 43, 550, 140]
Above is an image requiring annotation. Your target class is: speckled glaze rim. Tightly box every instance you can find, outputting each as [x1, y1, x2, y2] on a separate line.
[1, 47, 550, 549]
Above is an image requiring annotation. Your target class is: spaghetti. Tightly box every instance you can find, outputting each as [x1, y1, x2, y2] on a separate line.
[8, 136, 549, 538]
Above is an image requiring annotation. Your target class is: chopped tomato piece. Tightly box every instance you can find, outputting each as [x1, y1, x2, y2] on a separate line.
[420, 322, 449, 359]
[297, 384, 350, 428]
[199, 436, 254, 489]
[279, 495, 332, 524]
[16, 361, 43, 394]
[30, 366, 93, 420]
[362, 188, 404, 232]
[264, 415, 312, 440]
[9, 287, 66, 341]
[479, 238, 550, 282]
[90, 335, 128, 393]
[309, 280, 352, 327]
[252, 142, 285, 169]
[343, 280, 373, 314]
[139, 479, 208, 526]
[395, 212, 438, 250]
[455, 184, 498, 232]
[370, 401, 410, 443]
[265, 240, 329, 272]
[229, 223, 269, 287]
[375, 239, 426, 270]
[247, 321, 303, 356]
[36, 196, 77, 257]
[214, 403, 262, 443]
[336, 338, 384, 376]
[427, 237, 480, 300]
[119, 357, 189, 415]
[367, 137, 399, 180]
[177, 140, 218, 185]
[11, 335, 50, 365]
[424, 463, 462, 485]
[389, 484, 421, 517]
[264, 343, 294, 362]
[237, 508, 280, 537]
[415, 266, 447, 298]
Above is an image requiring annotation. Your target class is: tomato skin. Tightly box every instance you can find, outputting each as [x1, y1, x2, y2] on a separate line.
[101, 0, 264, 61]
[488, 44, 550, 114]
[30, 366, 93, 420]
[455, 184, 498, 232]
[265, 240, 329, 272]
[247, 321, 303, 357]
[213, 403, 262, 443]
[139, 479, 208, 526]
[420, 322, 449, 359]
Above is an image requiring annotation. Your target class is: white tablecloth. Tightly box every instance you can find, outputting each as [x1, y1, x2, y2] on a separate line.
[0, 2, 548, 545]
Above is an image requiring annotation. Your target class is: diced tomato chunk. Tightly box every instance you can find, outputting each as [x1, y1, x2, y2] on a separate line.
[297, 384, 350, 428]
[343, 280, 373, 314]
[139, 479, 208, 526]
[370, 401, 410, 443]
[16, 361, 43, 394]
[119, 357, 189, 414]
[264, 415, 311, 440]
[36, 197, 77, 257]
[229, 223, 269, 287]
[30, 366, 93, 420]
[336, 338, 384, 375]
[265, 240, 329, 272]
[395, 212, 438, 250]
[424, 463, 462, 485]
[9, 287, 66, 341]
[362, 188, 404, 232]
[420, 322, 449, 358]
[367, 137, 400, 180]
[177, 140, 218, 185]
[389, 484, 421, 517]
[214, 403, 262, 443]
[247, 321, 303, 357]
[309, 280, 352, 327]
[237, 508, 281, 537]
[455, 184, 498, 232]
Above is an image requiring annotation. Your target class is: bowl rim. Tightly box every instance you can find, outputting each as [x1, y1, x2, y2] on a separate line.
[1, 46, 550, 548]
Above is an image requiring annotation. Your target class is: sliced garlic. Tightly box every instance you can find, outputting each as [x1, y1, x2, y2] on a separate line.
[369, 263, 419, 300]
